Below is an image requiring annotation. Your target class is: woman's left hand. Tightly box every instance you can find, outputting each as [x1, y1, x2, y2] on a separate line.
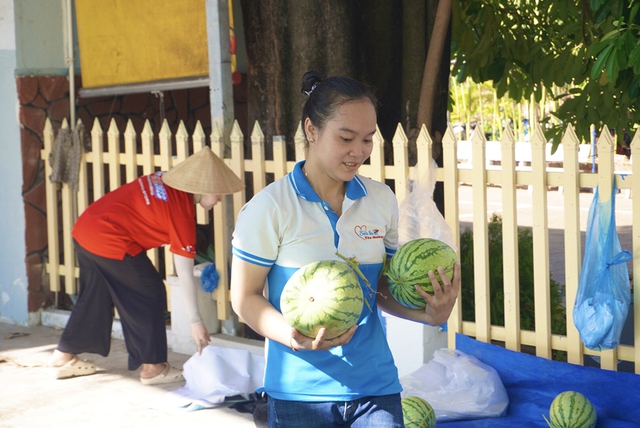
[191, 322, 211, 355]
[415, 262, 461, 326]
[289, 325, 358, 352]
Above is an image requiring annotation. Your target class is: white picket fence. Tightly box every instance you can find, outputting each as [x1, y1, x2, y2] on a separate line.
[41, 117, 640, 373]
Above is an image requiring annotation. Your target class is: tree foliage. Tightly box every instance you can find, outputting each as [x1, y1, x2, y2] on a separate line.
[452, 0, 640, 146]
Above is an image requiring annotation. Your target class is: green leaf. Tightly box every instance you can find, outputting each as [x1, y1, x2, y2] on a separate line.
[600, 28, 622, 42]
[487, 58, 507, 82]
[591, 44, 615, 80]
[631, 3, 640, 22]
[195, 244, 215, 264]
[605, 45, 620, 83]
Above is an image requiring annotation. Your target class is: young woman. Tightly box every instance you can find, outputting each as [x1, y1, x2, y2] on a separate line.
[231, 71, 460, 427]
[50, 147, 244, 384]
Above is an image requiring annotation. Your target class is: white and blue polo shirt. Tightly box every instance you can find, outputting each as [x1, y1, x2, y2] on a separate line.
[232, 161, 403, 402]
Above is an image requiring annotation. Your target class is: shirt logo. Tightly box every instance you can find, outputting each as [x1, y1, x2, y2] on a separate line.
[354, 225, 383, 240]
[148, 172, 168, 202]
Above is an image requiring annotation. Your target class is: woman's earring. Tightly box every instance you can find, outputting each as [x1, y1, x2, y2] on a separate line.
[309, 139, 314, 144]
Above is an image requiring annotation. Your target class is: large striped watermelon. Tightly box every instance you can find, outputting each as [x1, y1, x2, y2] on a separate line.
[402, 396, 436, 428]
[280, 259, 364, 340]
[543, 391, 597, 428]
[385, 238, 458, 309]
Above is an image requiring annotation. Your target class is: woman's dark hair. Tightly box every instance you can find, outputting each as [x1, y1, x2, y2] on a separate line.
[300, 71, 378, 142]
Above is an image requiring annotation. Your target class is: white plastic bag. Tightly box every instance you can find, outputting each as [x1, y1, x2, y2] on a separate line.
[400, 348, 509, 421]
[166, 346, 265, 409]
[398, 158, 456, 251]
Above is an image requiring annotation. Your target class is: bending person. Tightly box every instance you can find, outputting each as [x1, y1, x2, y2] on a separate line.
[51, 147, 244, 385]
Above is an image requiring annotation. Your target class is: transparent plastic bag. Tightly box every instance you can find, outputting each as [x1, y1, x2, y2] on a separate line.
[400, 348, 509, 421]
[398, 158, 456, 251]
[573, 184, 632, 350]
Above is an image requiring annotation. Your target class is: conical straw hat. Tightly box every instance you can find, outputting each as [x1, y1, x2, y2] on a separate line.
[162, 147, 244, 195]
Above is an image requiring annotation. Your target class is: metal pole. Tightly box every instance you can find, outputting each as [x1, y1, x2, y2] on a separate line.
[591, 124, 597, 173]
[64, 0, 75, 129]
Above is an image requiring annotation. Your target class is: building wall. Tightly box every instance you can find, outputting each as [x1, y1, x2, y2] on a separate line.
[0, 0, 29, 325]
[14, 0, 68, 75]
[4, 0, 248, 322]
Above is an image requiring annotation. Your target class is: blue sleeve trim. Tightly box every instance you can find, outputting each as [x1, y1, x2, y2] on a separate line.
[232, 247, 275, 267]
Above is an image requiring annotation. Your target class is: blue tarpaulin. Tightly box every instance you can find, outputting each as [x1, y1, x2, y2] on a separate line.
[438, 334, 640, 427]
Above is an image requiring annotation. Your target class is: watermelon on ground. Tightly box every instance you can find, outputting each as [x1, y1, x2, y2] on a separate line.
[280, 259, 364, 340]
[402, 396, 436, 428]
[385, 238, 458, 309]
[543, 391, 597, 428]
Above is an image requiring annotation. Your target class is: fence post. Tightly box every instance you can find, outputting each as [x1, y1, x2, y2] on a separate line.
[211, 124, 232, 323]
[159, 121, 175, 280]
[123, 120, 137, 185]
[367, 125, 385, 183]
[471, 124, 491, 342]
[250, 121, 266, 193]
[139, 120, 159, 271]
[596, 125, 619, 370]
[76, 119, 89, 214]
[294, 122, 307, 163]
[442, 125, 461, 347]
[57, 119, 77, 295]
[42, 119, 60, 295]
[415, 124, 432, 189]
[192, 121, 208, 224]
[561, 124, 584, 366]
[230, 120, 246, 225]
[500, 124, 521, 351]
[530, 124, 552, 359]
[107, 119, 121, 192]
[631, 130, 640, 374]
[392, 123, 409, 205]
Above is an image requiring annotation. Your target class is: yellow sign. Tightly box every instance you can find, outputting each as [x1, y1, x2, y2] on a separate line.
[75, 0, 209, 89]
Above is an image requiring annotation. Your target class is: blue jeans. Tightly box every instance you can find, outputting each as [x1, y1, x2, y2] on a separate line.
[267, 393, 404, 427]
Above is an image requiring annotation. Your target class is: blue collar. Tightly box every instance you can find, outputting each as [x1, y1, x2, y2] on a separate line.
[288, 161, 367, 202]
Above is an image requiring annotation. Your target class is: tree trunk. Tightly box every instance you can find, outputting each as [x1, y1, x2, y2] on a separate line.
[417, 0, 452, 139]
[402, 0, 427, 136]
[240, 1, 451, 214]
[240, 0, 359, 159]
[420, 0, 452, 214]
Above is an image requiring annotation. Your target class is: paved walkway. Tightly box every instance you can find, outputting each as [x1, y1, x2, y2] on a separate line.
[0, 322, 256, 428]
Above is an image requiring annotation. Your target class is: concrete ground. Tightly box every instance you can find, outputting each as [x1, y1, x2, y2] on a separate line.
[0, 322, 256, 428]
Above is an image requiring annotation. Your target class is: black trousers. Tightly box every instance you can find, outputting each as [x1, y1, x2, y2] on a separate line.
[58, 240, 168, 370]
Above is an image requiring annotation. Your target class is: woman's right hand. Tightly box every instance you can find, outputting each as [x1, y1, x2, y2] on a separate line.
[289, 325, 358, 352]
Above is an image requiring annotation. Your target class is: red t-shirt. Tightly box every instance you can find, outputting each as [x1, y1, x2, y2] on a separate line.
[72, 172, 196, 260]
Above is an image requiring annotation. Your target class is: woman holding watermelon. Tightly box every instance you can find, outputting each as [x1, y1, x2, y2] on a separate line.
[231, 70, 460, 427]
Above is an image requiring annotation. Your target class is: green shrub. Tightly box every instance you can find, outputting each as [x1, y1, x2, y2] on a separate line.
[459, 213, 567, 336]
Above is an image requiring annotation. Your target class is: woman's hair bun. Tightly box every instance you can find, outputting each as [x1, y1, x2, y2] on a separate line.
[301, 71, 322, 96]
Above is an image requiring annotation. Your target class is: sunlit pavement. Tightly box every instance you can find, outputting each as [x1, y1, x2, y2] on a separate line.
[0, 322, 256, 428]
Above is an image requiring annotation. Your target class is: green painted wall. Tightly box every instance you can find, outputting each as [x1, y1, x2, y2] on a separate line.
[14, 0, 77, 75]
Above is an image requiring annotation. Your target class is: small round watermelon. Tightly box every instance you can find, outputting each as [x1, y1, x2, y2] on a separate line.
[402, 396, 436, 428]
[280, 260, 364, 339]
[385, 238, 458, 309]
[543, 391, 597, 428]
